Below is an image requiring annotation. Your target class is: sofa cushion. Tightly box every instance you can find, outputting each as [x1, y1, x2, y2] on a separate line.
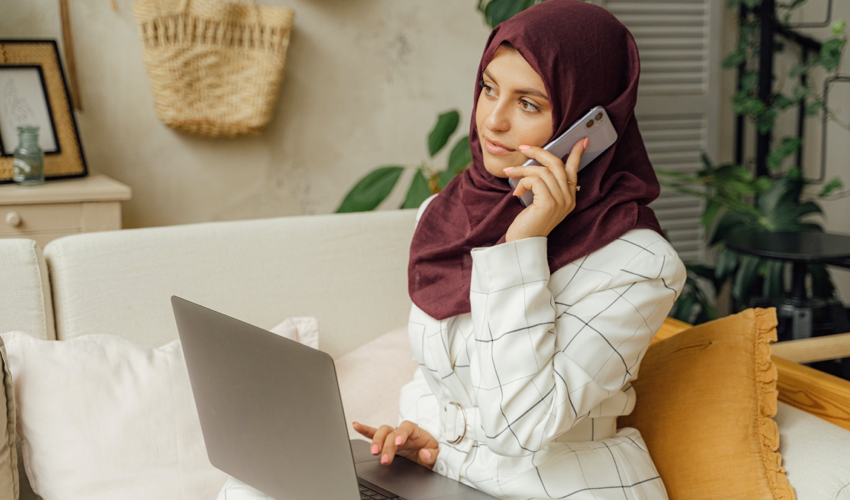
[619, 308, 794, 499]
[775, 401, 850, 500]
[0, 337, 18, 500]
[1, 331, 228, 500]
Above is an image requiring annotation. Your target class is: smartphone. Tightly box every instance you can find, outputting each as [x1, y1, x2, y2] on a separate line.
[509, 105, 618, 207]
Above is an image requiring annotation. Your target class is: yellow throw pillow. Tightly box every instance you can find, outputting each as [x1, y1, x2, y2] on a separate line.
[618, 308, 794, 500]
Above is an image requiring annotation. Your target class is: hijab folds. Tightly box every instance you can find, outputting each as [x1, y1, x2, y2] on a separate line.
[408, 0, 664, 320]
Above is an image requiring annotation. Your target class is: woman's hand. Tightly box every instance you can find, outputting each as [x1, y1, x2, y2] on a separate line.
[503, 138, 586, 242]
[352, 420, 439, 469]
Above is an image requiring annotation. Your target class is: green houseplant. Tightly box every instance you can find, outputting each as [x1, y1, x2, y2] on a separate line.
[335, 111, 471, 213]
[662, 0, 848, 324]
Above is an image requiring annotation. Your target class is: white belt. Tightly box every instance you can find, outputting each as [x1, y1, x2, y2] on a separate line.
[439, 401, 617, 445]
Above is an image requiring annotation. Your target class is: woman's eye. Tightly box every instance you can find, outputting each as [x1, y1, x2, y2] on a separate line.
[520, 99, 541, 113]
[480, 81, 496, 96]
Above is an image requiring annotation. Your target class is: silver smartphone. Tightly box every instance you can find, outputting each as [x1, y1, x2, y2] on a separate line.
[509, 105, 618, 207]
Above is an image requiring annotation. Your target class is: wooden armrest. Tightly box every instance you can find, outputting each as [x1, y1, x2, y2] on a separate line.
[770, 332, 850, 363]
[774, 356, 850, 430]
[653, 317, 692, 344]
[656, 317, 850, 431]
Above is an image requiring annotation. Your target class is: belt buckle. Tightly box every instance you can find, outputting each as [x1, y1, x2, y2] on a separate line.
[444, 401, 467, 444]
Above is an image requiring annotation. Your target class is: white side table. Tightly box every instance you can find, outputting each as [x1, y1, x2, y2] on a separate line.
[0, 174, 132, 248]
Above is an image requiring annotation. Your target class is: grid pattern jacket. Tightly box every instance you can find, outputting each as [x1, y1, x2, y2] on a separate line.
[400, 200, 687, 500]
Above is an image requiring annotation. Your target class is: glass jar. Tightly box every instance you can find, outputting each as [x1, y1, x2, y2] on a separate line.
[13, 126, 45, 186]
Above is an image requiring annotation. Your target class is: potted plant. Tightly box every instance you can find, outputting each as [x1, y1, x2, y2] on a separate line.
[662, 0, 848, 324]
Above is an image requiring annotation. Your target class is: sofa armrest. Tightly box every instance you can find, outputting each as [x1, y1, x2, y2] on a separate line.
[0, 239, 54, 340]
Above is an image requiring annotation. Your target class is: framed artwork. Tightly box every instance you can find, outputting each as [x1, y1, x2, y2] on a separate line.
[0, 40, 87, 182]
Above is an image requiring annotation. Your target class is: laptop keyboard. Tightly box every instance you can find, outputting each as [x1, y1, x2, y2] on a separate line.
[359, 483, 403, 500]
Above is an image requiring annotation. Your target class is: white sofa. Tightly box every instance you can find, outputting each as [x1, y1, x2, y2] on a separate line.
[1, 209, 849, 500]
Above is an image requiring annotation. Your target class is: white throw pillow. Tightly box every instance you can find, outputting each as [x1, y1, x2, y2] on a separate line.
[1, 331, 227, 500]
[1, 318, 317, 500]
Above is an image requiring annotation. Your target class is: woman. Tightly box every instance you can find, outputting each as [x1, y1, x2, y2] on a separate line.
[352, 1, 686, 499]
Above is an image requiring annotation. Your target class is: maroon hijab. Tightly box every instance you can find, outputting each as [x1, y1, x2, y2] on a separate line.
[409, 0, 663, 320]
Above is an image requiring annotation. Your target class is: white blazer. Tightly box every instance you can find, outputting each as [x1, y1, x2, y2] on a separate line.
[401, 196, 687, 499]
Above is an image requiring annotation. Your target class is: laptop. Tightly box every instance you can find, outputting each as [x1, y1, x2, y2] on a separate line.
[171, 296, 497, 500]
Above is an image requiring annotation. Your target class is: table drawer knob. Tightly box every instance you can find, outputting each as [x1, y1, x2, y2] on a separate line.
[5, 211, 21, 228]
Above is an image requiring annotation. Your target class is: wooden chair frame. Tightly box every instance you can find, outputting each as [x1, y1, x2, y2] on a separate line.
[658, 318, 850, 431]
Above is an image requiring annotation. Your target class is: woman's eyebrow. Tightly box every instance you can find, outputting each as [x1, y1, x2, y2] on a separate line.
[483, 70, 549, 100]
[516, 88, 549, 100]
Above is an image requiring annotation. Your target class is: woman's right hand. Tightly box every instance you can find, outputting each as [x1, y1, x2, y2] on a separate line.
[352, 420, 439, 469]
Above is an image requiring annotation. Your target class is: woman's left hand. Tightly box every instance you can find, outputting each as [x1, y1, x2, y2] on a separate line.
[503, 138, 586, 242]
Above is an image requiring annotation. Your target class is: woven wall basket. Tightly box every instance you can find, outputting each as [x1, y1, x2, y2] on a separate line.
[133, 0, 294, 138]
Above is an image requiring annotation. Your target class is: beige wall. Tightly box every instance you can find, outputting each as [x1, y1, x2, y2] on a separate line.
[1, 0, 492, 227]
[5, 0, 850, 300]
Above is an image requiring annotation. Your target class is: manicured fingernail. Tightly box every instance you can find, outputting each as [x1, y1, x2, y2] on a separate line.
[503, 167, 514, 172]
[422, 449, 432, 460]
[381, 454, 389, 465]
[519, 145, 531, 150]
[371, 444, 379, 455]
[395, 436, 403, 445]
[582, 137, 589, 148]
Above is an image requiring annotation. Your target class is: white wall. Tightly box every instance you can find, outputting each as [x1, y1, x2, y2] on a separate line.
[1, 0, 492, 227]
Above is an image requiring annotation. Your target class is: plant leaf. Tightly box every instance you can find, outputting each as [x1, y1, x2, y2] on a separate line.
[428, 111, 460, 158]
[668, 289, 696, 323]
[480, 0, 541, 27]
[715, 247, 740, 281]
[336, 166, 404, 213]
[757, 176, 803, 216]
[819, 178, 843, 197]
[723, 50, 746, 68]
[806, 100, 826, 117]
[401, 169, 433, 209]
[688, 263, 722, 291]
[756, 108, 778, 134]
[762, 259, 785, 298]
[711, 211, 753, 245]
[701, 198, 723, 229]
[438, 169, 457, 190]
[789, 63, 808, 78]
[732, 256, 761, 306]
[766, 137, 802, 171]
[447, 136, 472, 174]
[669, 292, 698, 324]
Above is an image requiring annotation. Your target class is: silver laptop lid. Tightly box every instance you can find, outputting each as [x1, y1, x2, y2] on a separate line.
[172, 296, 360, 500]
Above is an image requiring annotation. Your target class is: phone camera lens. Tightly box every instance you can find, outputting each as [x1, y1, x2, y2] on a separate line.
[586, 120, 594, 128]
[595, 112, 603, 121]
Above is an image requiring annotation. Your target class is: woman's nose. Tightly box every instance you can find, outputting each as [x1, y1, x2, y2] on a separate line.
[485, 101, 510, 132]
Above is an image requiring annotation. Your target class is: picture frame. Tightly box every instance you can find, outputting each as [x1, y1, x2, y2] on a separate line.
[0, 40, 87, 182]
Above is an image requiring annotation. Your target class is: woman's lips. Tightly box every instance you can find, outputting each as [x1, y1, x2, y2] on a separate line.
[483, 137, 515, 155]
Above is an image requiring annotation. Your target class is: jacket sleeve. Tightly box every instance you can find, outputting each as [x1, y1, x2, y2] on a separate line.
[468, 235, 685, 456]
[398, 368, 441, 439]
